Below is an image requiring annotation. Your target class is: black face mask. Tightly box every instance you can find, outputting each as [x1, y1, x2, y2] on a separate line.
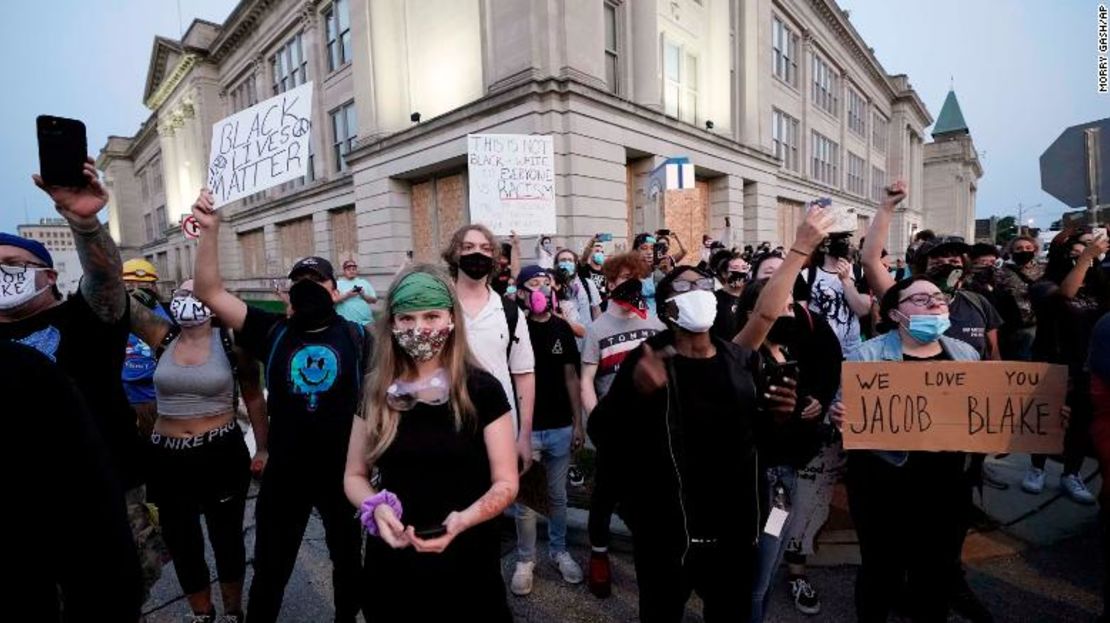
[609, 278, 647, 316]
[1011, 251, 1035, 266]
[926, 263, 963, 294]
[457, 252, 494, 280]
[828, 239, 852, 259]
[130, 287, 159, 310]
[767, 315, 798, 345]
[289, 279, 336, 331]
[727, 271, 748, 286]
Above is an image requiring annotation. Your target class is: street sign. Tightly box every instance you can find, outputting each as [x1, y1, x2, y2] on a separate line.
[182, 215, 201, 239]
[1040, 118, 1109, 208]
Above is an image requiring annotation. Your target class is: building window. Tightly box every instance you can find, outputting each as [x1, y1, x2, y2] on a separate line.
[662, 39, 698, 124]
[772, 109, 800, 172]
[230, 75, 258, 112]
[872, 112, 888, 152]
[325, 0, 352, 72]
[871, 165, 886, 202]
[604, 1, 621, 94]
[238, 229, 266, 278]
[272, 34, 308, 95]
[847, 152, 866, 196]
[143, 213, 154, 241]
[331, 101, 358, 173]
[811, 131, 839, 187]
[278, 217, 314, 270]
[812, 53, 838, 116]
[772, 16, 798, 87]
[330, 207, 358, 263]
[272, 34, 313, 186]
[847, 88, 867, 137]
[152, 161, 163, 194]
[155, 205, 168, 234]
[140, 170, 149, 202]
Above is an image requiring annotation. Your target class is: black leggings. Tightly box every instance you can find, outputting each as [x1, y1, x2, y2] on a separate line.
[147, 423, 251, 595]
[633, 540, 754, 622]
[588, 448, 618, 548]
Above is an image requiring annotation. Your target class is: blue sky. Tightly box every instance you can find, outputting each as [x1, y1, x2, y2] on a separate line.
[1, 0, 1105, 234]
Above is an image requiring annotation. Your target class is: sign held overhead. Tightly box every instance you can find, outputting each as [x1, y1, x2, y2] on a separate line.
[206, 81, 314, 208]
[467, 134, 556, 236]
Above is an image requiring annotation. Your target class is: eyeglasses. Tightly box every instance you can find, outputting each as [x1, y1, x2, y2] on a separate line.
[898, 292, 951, 307]
[1, 261, 49, 273]
[670, 277, 715, 294]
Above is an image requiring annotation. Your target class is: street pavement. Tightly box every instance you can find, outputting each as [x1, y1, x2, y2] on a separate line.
[143, 453, 1104, 622]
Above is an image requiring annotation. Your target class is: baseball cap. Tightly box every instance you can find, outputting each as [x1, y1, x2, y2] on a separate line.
[288, 256, 336, 283]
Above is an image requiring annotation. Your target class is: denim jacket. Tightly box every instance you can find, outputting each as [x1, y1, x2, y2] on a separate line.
[846, 331, 980, 466]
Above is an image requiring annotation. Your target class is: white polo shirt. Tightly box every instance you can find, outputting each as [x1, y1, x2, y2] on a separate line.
[463, 287, 535, 434]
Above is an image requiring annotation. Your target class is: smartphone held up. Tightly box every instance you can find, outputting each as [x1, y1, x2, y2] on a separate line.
[37, 115, 88, 188]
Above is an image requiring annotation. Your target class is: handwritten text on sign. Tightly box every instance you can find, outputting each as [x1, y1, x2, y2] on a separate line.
[467, 134, 556, 236]
[840, 361, 1068, 454]
[207, 81, 314, 208]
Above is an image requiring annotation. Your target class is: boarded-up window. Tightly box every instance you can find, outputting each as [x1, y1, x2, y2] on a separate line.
[663, 179, 710, 265]
[279, 217, 315, 269]
[331, 208, 358, 265]
[239, 229, 267, 278]
[777, 198, 805, 249]
[411, 173, 467, 263]
[174, 247, 183, 283]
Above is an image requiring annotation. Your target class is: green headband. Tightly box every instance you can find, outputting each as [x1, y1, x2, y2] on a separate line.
[391, 271, 454, 313]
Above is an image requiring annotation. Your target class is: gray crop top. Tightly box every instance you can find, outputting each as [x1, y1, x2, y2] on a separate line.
[154, 331, 236, 419]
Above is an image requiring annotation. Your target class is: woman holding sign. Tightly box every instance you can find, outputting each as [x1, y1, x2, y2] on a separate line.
[829, 275, 978, 623]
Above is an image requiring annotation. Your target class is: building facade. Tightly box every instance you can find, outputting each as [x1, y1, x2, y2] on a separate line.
[101, 0, 961, 298]
[16, 218, 81, 295]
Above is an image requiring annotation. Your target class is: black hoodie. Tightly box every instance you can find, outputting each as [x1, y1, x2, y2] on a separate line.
[587, 329, 772, 561]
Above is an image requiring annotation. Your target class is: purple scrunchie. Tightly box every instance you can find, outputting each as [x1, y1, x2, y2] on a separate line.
[360, 490, 403, 537]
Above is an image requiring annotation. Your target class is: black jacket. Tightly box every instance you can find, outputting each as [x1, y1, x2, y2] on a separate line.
[587, 330, 769, 561]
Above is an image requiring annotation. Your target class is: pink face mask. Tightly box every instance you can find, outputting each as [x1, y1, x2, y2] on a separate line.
[529, 288, 551, 314]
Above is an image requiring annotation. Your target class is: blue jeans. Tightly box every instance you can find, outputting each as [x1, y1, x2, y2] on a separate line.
[515, 426, 573, 560]
[750, 465, 799, 623]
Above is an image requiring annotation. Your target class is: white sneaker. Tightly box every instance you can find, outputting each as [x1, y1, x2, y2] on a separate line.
[1021, 467, 1046, 494]
[510, 560, 535, 596]
[552, 550, 584, 584]
[1061, 474, 1096, 505]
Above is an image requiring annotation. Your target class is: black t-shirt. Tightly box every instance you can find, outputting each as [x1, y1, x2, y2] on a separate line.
[582, 265, 609, 310]
[711, 290, 743, 341]
[903, 351, 951, 362]
[0, 291, 139, 488]
[236, 306, 365, 471]
[945, 290, 1003, 358]
[672, 352, 733, 539]
[526, 316, 580, 431]
[373, 369, 510, 554]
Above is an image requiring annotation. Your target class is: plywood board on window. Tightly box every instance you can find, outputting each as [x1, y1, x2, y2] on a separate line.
[331, 208, 358, 265]
[777, 198, 805, 249]
[239, 229, 266, 278]
[410, 173, 468, 264]
[278, 217, 314, 270]
[436, 174, 467, 252]
[411, 180, 436, 263]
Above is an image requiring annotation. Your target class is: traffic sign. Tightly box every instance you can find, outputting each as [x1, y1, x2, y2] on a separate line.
[1040, 118, 1109, 208]
[182, 215, 201, 239]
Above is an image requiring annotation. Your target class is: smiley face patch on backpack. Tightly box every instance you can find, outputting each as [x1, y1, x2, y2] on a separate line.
[289, 344, 339, 410]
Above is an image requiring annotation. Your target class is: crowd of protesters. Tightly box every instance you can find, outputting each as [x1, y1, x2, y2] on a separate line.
[5, 161, 1110, 623]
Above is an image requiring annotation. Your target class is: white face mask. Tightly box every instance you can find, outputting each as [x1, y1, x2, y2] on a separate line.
[0, 266, 50, 310]
[170, 294, 213, 327]
[667, 289, 717, 333]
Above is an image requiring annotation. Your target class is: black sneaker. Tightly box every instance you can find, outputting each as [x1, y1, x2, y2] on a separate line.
[788, 576, 821, 615]
[951, 577, 994, 623]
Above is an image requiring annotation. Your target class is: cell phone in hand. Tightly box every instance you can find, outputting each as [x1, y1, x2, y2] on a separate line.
[353, 286, 363, 293]
[414, 524, 447, 539]
[656, 228, 672, 237]
[37, 115, 88, 187]
[596, 233, 613, 242]
[770, 361, 799, 387]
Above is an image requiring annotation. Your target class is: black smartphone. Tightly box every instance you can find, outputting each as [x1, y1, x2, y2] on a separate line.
[414, 524, 447, 539]
[37, 115, 88, 187]
[656, 228, 672, 237]
[353, 286, 363, 293]
[771, 361, 798, 386]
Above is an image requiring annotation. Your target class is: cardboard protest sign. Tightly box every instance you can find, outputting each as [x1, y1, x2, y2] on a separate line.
[467, 134, 555, 236]
[840, 361, 1068, 453]
[207, 81, 314, 207]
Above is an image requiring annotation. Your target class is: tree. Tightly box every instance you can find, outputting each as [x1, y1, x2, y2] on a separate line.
[995, 216, 1018, 246]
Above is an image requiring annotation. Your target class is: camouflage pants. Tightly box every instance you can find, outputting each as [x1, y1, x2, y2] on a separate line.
[126, 486, 167, 604]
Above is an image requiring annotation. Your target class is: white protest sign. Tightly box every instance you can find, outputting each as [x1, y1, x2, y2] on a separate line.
[207, 81, 314, 207]
[467, 134, 556, 236]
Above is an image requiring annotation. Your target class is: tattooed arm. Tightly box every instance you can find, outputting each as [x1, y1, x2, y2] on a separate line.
[128, 298, 174, 348]
[34, 159, 127, 323]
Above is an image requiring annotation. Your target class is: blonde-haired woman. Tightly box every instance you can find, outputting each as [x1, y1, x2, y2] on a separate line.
[344, 265, 518, 620]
